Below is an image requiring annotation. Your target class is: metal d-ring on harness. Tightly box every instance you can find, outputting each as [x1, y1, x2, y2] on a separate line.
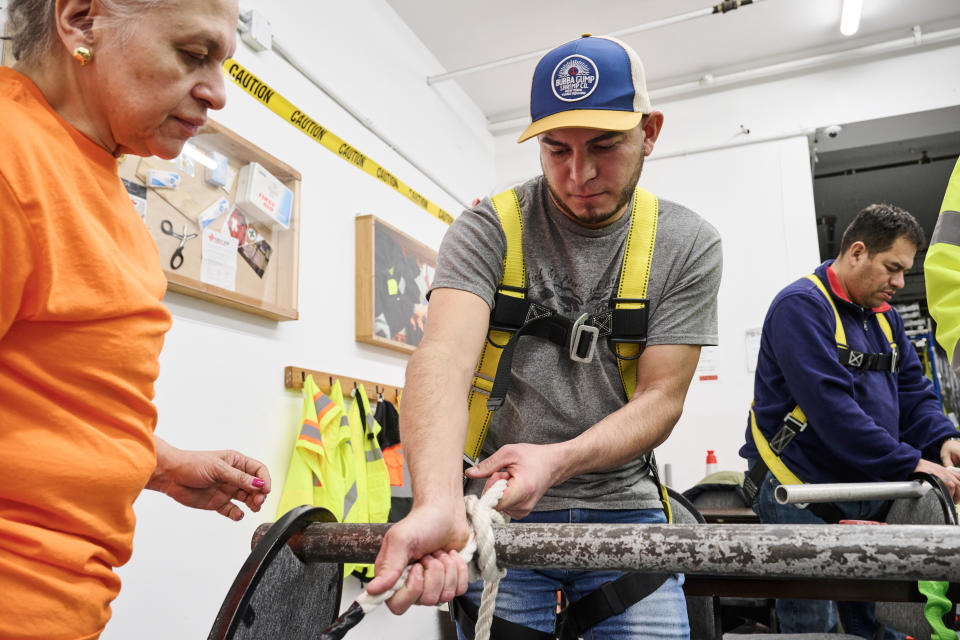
[482, 291, 652, 412]
[743, 273, 901, 523]
[454, 186, 674, 640]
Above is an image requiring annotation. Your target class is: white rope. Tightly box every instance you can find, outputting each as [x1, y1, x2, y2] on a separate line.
[463, 480, 509, 640]
[354, 479, 509, 640]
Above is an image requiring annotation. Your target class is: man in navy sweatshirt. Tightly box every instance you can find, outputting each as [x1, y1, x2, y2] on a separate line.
[741, 203, 960, 638]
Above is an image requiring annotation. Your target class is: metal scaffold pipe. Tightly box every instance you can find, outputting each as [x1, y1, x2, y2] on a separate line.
[253, 522, 960, 582]
[775, 481, 929, 505]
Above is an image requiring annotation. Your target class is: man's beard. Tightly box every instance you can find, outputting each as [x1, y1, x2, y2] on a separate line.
[544, 153, 645, 226]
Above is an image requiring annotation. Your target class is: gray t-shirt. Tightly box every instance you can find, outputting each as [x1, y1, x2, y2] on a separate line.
[431, 175, 722, 510]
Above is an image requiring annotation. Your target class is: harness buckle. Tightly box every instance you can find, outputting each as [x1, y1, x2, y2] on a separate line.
[890, 344, 899, 373]
[783, 412, 807, 434]
[570, 313, 599, 363]
[770, 412, 807, 455]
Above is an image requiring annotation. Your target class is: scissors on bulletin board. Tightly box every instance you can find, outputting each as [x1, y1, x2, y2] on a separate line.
[160, 219, 198, 270]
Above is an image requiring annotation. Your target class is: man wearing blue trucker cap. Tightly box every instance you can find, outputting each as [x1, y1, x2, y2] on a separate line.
[367, 35, 722, 639]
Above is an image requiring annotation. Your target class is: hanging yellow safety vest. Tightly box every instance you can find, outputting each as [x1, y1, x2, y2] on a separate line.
[276, 375, 351, 520]
[343, 384, 391, 579]
[462, 186, 672, 521]
[926, 156, 960, 373]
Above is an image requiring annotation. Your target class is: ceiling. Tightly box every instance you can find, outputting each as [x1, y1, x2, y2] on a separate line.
[386, 0, 960, 129]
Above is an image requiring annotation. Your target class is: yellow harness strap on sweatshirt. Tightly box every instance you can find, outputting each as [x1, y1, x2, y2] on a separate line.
[750, 274, 896, 488]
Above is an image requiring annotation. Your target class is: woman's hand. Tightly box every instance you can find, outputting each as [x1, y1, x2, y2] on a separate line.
[147, 437, 271, 521]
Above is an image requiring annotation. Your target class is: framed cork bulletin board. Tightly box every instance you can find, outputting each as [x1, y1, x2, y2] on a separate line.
[118, 118, 301, 321]
[355, 215, 437, 354]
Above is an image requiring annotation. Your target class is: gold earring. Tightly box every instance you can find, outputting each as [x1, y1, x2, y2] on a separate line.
[72, 46, 93, 66]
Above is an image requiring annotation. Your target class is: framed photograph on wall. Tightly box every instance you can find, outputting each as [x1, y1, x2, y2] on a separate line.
[355, 215, 437, 355]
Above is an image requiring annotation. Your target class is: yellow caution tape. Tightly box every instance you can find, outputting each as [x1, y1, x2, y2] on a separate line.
[223, 59, 454, 225]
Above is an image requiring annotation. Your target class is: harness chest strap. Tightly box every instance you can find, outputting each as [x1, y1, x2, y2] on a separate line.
[804, 274, 898, 372]
[463, 186, 658, 463]
[744, 273, 900, 516]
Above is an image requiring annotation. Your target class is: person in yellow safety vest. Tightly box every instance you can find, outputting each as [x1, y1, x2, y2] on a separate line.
[343, 384, 391, 579]
[368, 35, 722, 640]
[276, 376, 353, 521]
[926, 156, 960, 377]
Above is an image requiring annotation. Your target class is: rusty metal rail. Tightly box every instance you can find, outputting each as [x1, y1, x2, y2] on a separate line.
[253, 522, 960, 582]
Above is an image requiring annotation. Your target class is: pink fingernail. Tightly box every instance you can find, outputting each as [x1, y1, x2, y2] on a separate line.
[252, 478, 265, 488]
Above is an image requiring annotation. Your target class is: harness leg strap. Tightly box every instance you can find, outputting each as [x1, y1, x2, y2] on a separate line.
[486, 310, 568, 411]
[557, 572, 671, 640]
[450, 595, 553, 640]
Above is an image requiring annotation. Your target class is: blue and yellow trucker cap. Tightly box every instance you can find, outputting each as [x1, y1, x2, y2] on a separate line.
[517, 34, 652, 143]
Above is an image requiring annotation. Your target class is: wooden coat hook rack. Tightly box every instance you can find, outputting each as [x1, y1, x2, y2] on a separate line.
[283, 365, 401, 403]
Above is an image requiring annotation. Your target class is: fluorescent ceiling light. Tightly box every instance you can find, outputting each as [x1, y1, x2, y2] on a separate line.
[840, 0, 862, 36]
[181, 143, 218, 170]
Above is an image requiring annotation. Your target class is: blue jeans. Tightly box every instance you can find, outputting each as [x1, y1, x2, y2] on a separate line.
[456, 507, 689, 640]
[748, 460, 906, 639]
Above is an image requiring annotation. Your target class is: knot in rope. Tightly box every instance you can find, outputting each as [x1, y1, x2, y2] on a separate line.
[461, 479, 508, 584]
[350, 479, 509, 640]
[459, 478, 508, 640]
[353, 479, 508, 605]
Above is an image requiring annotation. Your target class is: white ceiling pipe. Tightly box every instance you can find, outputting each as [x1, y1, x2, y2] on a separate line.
[649, 24, 959, 102]
[426, 1, 763, 86]
[234, 19, 474, 210]
[647, 128, 817, 162]
[488, 25, 960, 133]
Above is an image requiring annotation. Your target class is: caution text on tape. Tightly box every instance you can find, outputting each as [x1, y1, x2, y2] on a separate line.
[223, 59, 454, 225]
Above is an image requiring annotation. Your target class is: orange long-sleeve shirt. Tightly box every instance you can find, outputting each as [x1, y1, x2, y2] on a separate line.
[0, 67, 172, 640]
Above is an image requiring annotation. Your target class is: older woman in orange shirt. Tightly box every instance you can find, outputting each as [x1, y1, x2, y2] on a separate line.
[0, 1, 270, 638]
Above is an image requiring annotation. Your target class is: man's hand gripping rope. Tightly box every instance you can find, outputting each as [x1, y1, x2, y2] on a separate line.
[319, 479, 509, 640]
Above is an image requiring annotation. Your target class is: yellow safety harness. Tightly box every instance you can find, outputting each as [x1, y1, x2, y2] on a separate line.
[451, 186, 680, 640]
[743, 274, 898, 520]
[462, 186, 672, 520]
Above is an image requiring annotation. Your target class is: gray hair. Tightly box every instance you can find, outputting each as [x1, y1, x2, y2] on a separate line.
[6, 0, 174, 66]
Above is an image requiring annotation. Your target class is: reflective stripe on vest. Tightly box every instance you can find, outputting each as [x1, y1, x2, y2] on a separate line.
[276, 376, 352, 521]
[926, 156, 960, 370]
[343, 384, 391, 578]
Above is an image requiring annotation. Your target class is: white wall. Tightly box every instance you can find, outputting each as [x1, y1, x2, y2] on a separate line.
[104, 2, 492, 639]
[492, 43, 960, 493]
[644, 136, 819, 493]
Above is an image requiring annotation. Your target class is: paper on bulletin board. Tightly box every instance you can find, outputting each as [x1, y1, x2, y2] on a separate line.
[201, 228, 238, 291]
[745, 327, 762, 373]
[695, 346, 720, 382]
